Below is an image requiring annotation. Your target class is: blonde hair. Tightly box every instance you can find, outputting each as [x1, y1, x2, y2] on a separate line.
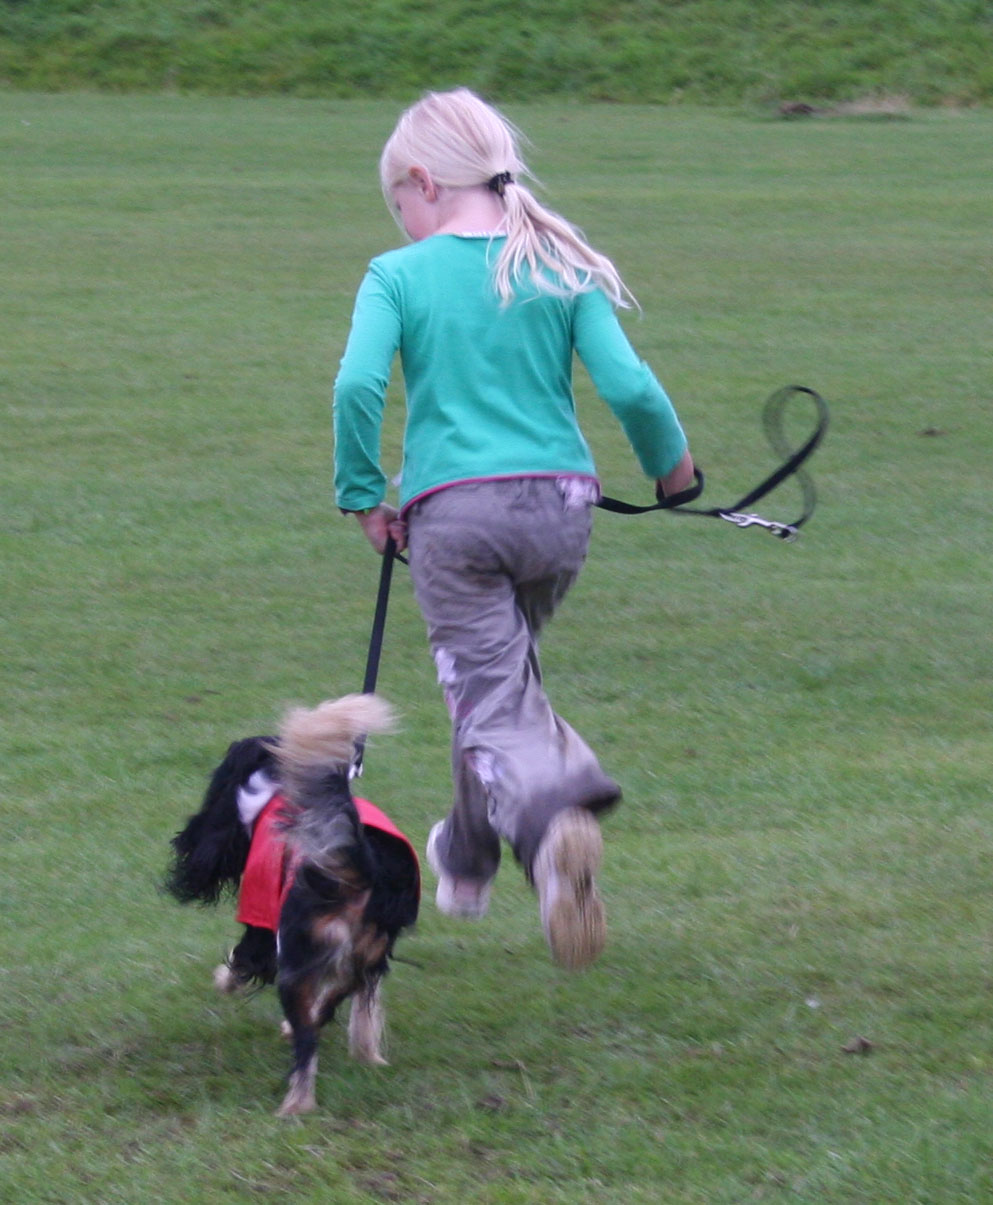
[379, 88, 635, 308]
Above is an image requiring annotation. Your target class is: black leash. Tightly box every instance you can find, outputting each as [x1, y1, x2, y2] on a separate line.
[596, 385, 829, 541]
[351, 534, 399, 777]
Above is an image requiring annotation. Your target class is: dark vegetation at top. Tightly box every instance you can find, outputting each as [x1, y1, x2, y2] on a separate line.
[2, 0, 992, 105]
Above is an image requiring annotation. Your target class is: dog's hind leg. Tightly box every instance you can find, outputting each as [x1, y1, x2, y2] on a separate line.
[277, 1001, 320, 1116]
[277, 976, 346, 1116]
[348, 977, 388, 1066]
[279, 1044, 319, 1116]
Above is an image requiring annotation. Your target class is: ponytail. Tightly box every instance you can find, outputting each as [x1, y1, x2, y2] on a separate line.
[495, 181, 635, 308]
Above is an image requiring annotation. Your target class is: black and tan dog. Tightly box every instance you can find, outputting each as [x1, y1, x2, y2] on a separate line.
[166, 694, 419, 1115]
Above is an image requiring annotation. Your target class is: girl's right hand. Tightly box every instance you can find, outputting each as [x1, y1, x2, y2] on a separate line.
[356, 505, 408, 554]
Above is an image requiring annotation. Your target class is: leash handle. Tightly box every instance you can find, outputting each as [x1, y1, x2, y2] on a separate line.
[655, 467, 706, 509]
[352, 535, 397, 777]
[594, 468, 706, 515]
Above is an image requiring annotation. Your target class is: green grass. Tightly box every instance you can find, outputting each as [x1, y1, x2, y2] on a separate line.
[1, 0, 993, 106]
[2, 94, 992, 1203]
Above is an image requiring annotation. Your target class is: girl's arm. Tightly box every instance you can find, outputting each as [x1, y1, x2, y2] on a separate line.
[333, 263, 402, 515]
[572, 289, 690, 481]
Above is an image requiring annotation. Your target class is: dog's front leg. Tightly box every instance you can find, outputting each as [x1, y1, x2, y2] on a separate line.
[348, 977, 388, 1066]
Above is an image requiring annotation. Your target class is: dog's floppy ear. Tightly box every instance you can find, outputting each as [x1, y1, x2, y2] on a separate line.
[165, 737, 278, 905]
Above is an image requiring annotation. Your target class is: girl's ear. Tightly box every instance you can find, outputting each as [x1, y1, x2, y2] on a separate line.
[408, 166, 437, 200]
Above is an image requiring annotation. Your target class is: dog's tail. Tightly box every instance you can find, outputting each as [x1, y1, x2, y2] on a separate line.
[276, 694, 394, 782]
[273, 694, 395, 867]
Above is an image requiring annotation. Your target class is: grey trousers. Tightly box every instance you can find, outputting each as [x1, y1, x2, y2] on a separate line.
[407, 478, 621, 882]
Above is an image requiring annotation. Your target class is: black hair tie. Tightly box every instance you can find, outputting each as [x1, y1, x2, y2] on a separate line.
[486, 171, 514, 197]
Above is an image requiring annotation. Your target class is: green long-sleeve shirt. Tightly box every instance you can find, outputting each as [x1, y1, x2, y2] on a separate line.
[333, 234, 686, 512]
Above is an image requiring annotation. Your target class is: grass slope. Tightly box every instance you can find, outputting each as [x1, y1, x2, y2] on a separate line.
[1, 0, 992, 105]
[2, 94, 992, 1202]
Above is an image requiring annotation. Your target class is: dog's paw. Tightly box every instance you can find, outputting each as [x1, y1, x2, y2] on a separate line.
[276, 1094, 317, 1117]
[277, 1068, 318, 1116]
[353, 1049, 389, 1067]
[213, 962, 240, 994]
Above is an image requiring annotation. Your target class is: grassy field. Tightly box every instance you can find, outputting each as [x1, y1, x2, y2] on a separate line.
[2, 94, 992, 1202]
[1, 0, 992, 106]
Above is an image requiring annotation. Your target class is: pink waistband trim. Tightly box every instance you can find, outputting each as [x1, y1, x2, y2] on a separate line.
[400, 473, 601, 518]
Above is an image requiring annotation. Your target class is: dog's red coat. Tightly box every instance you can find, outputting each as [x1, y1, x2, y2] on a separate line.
[236, 794, 419, 931]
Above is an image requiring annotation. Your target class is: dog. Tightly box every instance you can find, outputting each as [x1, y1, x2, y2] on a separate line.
[165, 694, 420, 1115]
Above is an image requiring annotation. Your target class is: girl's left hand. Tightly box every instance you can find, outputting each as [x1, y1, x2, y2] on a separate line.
[356, 505, 408, 554]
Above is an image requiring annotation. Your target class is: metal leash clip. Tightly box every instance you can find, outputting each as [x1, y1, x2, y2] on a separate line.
[719, 511, 799, 542]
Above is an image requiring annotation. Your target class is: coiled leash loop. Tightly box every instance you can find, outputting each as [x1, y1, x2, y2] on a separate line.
[596, 385, 829, 541]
